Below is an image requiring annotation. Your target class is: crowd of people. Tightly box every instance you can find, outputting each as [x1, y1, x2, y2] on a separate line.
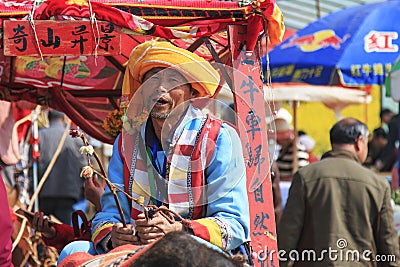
[1, 40, 400, 266]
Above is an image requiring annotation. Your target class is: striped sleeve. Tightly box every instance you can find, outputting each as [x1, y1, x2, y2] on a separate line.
[189, 217, 232, 250]
[92, 223, 114, 252]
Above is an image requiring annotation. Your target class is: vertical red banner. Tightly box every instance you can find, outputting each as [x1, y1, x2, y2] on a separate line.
[229, 25, 278, 266]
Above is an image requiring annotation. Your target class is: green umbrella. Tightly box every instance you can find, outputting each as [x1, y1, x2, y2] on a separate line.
[386, 57, 400, 101]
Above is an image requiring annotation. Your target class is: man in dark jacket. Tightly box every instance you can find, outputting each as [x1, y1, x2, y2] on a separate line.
[38, 110, 86, 224]
[278, 118, 399, 266]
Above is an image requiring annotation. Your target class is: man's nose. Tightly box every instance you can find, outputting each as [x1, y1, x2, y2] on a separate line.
[154, 83, 168, 93]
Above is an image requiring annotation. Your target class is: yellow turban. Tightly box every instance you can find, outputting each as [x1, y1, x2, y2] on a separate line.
[121, 41, 220, 104]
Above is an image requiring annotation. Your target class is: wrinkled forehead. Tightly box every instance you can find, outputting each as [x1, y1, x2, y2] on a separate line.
[143, 67, 188, 82]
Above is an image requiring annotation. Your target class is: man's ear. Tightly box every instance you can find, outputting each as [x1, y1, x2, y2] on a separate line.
[354, 135, 363, 151]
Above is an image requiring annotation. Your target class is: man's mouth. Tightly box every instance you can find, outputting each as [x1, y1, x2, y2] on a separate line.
[156, 99, 168, 104]
[153, 96, 170, 106]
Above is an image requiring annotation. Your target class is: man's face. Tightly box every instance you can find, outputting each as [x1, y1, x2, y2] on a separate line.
[142, 67, 196, 120]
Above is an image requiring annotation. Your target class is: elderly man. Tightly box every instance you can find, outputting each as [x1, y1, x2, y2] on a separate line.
[278, 118, 399, 267]
[58, 41, 250, 264]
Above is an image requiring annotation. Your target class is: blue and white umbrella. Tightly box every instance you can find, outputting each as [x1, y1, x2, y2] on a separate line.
[386, 57, 400, 101]
[265, 0, 400, 87]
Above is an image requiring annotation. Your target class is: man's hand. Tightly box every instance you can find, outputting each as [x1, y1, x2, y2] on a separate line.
[110, 223, 140, 248]
[32, 212, 56, 239]
[84, 174, 105, 210]
[135, 212, 183, 244]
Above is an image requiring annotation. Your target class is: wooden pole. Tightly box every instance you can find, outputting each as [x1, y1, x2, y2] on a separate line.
[292, 101, 299, 175]
[316, 0, 321, 18]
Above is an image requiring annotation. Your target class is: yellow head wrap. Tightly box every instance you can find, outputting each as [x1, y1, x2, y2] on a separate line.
[121, 40, 220, 106]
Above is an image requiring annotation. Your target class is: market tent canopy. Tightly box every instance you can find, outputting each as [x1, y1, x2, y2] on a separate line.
[265, 83, 371, 106]
[219, 82, 370, 107]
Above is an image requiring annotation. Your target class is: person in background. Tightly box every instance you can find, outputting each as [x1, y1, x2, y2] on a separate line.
[364, 127, 388, 169]
[37, 110, 86, 224]
[31, 175, 104, 251]
[375, 111, 398, 172]
[298, 130, 319, 163]
[391, 162, 399, 190]
[273, 118, 309, 181]
[278, 118, 399, 266]
[378, 108, 395, 135]
[271, 161, 282, 223]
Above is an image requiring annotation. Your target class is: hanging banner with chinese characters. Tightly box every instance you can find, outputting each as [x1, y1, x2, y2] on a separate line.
[3, 20, 121, 56]
[229, 25, 278, 267]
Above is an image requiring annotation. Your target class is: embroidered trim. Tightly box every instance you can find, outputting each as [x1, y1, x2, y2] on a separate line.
[128, 134, 140, 197]
[207, 216, 233, 251]
[92, 222, 114, 242]
[106, 246, 146, 267]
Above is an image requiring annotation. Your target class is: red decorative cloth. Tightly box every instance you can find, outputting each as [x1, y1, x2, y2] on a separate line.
[33, 0, 281, 53]
[0, 177, 13, 266]
[59, 243, 154, 267]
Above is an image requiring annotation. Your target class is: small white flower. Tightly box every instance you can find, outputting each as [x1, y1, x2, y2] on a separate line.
[123, 121, 131, 131]
[79, 145, 94, 155]
[121, 115, 128, 122]
[80, 166, 94, 179]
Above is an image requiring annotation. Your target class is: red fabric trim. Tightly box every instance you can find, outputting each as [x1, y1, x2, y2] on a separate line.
[51, 87, 114, 144]
[42, 224, 75, 251]
[174, 144, 195, 156]
[168, 193, 189, 203]
[9, 207, 17, 222]
[33, 0, 276, 53]
[59, 242, 157, 267]
[58, 252, 96, 267]
[190, 221, 211, 243]
[130, 208, 141, 220]
[0, 179, 13, 266]
[191, 116, 222, 219]
[93, 225, 113, 248]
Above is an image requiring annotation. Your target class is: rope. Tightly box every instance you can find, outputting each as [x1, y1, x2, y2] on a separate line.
[88, 0, 100, 64]
[11, 112, 34, 160]
[12, 119, 71, 251]
[28, 0, 44, 60]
